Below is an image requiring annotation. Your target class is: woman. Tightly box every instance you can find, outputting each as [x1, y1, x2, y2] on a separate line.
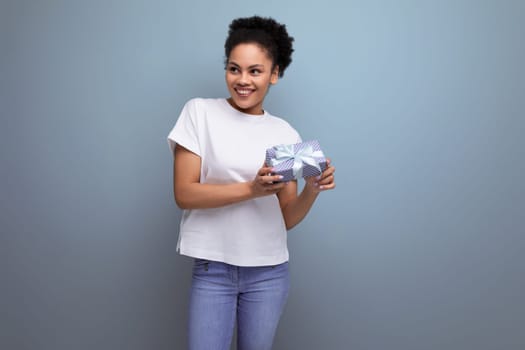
[168, 16, 335, 350]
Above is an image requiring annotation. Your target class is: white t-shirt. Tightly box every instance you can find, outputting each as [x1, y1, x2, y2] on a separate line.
[167, 98, 301, 266]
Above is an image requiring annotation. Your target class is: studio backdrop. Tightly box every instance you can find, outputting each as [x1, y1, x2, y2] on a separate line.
[1, 1, 524, 349]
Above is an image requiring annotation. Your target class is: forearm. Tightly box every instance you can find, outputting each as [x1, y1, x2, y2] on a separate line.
[173, 145, 291, 210]
[281, 185, 319, 230]
[175, 181, 254, 209]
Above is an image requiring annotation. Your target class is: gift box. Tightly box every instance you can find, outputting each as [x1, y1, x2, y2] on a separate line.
[265, 140, 327, 182]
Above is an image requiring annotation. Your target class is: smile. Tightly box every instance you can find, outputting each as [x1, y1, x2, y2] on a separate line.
[235, 88, 254, 97]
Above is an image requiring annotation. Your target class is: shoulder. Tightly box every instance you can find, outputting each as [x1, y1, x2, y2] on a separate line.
[266, 111, 298, 131]
[265, 112, 301, 141]
[184, 97, 224, 111]
[266, 113, 293, 127]
[178, 98, 225, 123]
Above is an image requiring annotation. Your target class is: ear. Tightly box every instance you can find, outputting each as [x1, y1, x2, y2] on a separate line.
[270, 66, 279, 85]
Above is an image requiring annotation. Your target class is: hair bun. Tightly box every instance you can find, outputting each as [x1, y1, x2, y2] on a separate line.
[225, 16, 294, 78]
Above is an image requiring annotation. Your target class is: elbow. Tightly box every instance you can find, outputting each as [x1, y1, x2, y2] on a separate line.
[175, 197, 193, 210]
[175, 198, 189, 210]
[286, 223, 297, 230]
[281, 208, 296, 230]
[174, 184, 206, 210]
[174, 189, 192, 210]
[283, 217, 298, 231]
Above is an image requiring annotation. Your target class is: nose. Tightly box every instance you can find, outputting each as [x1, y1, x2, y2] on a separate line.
[238, 71, 250, 85]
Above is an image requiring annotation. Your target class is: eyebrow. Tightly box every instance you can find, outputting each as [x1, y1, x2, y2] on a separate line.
[227, 62, 265, 69]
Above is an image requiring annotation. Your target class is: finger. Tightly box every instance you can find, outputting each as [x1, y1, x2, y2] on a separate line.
[317, 174, 334, 186]
[318, 182, 336, 191]
[260, 173, 284, 182]
[264, 181, 286, 192]
[322, 165, 335, 177]
[311, 167, 334, 184]
[258, 166, 273, 174]
[258, 166, 276, 175]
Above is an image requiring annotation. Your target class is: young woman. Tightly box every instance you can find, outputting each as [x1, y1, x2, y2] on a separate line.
[168, 16, 335, 350]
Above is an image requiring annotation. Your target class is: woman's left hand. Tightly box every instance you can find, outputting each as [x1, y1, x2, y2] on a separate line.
[305, 158, 336, 193]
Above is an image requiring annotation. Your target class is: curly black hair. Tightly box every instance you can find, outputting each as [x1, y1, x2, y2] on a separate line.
[224, 16, 294, 78]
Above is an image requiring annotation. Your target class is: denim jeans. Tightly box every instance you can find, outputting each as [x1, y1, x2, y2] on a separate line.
[188, 259, 290, 350]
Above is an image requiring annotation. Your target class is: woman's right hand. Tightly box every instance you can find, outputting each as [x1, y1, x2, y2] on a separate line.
[250, 165, 288, 198]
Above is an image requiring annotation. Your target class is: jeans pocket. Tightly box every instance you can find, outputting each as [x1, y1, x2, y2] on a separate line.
[193, 258, 210, 272]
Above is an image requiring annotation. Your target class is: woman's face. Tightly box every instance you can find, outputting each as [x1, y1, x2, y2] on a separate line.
[225, 43, 278, 115]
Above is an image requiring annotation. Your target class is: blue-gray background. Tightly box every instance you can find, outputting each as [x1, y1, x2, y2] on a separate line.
[1, 0, 524, 349]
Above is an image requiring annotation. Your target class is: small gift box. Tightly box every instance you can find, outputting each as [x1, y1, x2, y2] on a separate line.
[265, 140, 327, 182]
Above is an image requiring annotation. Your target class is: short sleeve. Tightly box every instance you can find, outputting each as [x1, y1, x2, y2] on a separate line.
[288, 123, 302, 144]
[167, 99, 201, 157]
[294, 130, 302, 144]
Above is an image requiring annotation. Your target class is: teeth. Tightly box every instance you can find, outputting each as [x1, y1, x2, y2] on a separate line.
[236, 89, 252, 96]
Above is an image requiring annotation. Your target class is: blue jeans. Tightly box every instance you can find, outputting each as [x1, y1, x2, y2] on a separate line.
[188, 259, 290, 350]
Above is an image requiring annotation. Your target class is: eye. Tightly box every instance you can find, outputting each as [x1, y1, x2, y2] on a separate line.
[228, 66, 239, 74]
[250, 69, 262, 75]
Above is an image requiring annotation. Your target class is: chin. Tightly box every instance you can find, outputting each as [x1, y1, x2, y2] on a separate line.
[237, 102, 254, 110]
[232, 99, 252, 110]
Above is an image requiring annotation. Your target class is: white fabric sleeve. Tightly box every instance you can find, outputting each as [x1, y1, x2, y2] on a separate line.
[167, 99, 201, 157]
[295, 131, 302, 144]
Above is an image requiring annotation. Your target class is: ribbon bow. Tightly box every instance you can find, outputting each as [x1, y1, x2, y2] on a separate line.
[270, 144, 324, 179]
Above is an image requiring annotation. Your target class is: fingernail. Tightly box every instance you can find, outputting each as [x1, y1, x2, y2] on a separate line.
[278, 175, 283, 179]
[316, 176, 321, 180]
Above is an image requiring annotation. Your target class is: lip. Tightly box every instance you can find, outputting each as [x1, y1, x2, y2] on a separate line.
[234, 87, 255, 98]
